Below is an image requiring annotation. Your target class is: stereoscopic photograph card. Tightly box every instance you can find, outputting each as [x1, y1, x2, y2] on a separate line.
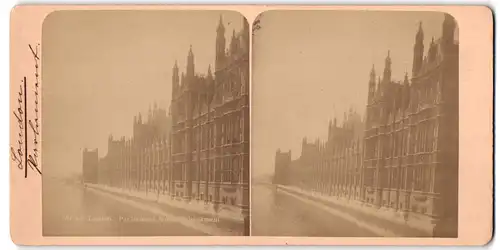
[10, 5, 493, 246]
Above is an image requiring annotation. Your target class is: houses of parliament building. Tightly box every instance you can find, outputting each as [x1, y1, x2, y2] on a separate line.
[274, 14, 458, 237]
[82, 15, 250, 216]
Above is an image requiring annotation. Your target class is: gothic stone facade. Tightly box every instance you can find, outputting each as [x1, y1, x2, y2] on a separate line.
[274, 14, 458, 237]
[96, 106, 171, 193]
[169, 15, 250, 212]
[84, 16, 250, 216]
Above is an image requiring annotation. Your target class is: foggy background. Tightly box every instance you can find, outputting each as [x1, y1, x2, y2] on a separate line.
[42, 10, 245, 179]
[251, 11, 450, 178]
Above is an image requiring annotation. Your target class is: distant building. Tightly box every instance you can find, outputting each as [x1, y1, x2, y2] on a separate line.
[273, 149, 291, 185]
[273, 14, 458, 237]
[274, 110, 364, 195]
[96, 107, 171, 192]
[82, 148, 98, 184]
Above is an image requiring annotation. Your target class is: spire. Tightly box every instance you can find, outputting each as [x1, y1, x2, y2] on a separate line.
[206, 65, 213, 89]
[230, 29, 238, 54]
[404, 71, 410, 85]
[187, 45, 195, 77]
[428, 36, 438, 62]
[172, 60, 179, 96]
[216, 15, 227, 71]
[416, 21, 424, 41]
[217, 14, 225, 32]
[383, 50, 392, 83]
[205, 65, 215, 102]
[413, 21, 425, 77]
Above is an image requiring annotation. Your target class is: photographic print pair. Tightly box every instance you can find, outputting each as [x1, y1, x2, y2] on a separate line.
[10, 5, 493, 246]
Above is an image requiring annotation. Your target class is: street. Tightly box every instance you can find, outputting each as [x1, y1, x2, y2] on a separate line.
[251, 183, 378, 237]
[43, 179, 207, 236]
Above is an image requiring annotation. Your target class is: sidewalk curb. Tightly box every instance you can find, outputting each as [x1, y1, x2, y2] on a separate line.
[277, 185, 433, 237]
[85, 184, 245, 226]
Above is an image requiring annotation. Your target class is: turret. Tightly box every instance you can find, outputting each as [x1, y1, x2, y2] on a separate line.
[441, 13, 457, 48]
[230, 29, 238, 55]
[383, 50, 392, 84]
[172, 60, 179, 97]
[428, 37, 437, 62]
[206, 65, 215, 103]
[301, 137, 307, 155]
[186, 45, 195, 78]
[413, 21, 424, 77]
[216, 15, 226, 71]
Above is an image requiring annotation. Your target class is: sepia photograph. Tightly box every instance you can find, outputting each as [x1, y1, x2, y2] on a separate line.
[251, 10, 459, 237]
[41, 10, 250, 236]
[9, 4, 494, 246]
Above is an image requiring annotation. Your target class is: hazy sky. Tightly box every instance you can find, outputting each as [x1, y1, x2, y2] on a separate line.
[42, 10, 245, 178]
[251, 11, 448, 177]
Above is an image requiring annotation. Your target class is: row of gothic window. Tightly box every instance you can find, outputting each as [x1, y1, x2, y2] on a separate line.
[363, 165, 433, 192]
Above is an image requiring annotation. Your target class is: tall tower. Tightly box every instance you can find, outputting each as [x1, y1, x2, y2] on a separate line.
[183, 45, 196, 202]
[172, 60, 179, 97]
[441, 13, 457, 49]
[186, 45, 195, 79]
[433, 13, 459, 237]
[230, 29, 238, 55]
[215, 15, 226, 71]
[382, 50, 392, 84]
[412, 22, 424, 77]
